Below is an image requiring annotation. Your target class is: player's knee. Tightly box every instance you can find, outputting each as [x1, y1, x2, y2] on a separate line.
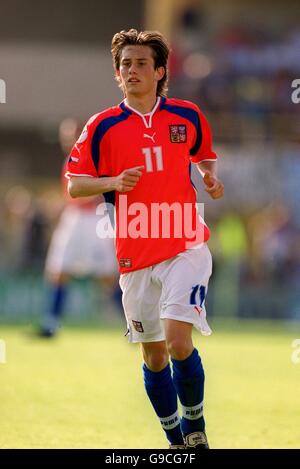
[166, 339, 193, 361]
[46, 272, 69, 285]
[143, 351, 169, 372]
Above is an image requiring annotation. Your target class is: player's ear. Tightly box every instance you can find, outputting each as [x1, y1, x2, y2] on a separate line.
[115, 68, 122, 88]
[155, 66, 165, 82]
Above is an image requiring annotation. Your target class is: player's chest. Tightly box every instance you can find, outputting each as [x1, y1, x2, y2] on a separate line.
[103, 115, 192, 172]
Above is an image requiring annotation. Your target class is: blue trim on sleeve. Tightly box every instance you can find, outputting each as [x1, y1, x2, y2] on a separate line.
[160, 101, 202, 155]
[103, 189, 116, 228]
[189, 162, 197, 192]
[91, 109, 132, 174]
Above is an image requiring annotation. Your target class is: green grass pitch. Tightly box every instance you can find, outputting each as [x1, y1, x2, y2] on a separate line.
[0, 319, 299, 448]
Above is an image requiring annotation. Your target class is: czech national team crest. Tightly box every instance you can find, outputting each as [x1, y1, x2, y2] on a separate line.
[132, 320, 144, 333]
[119, 258, 132, 268]
[169, 124, 187, 143]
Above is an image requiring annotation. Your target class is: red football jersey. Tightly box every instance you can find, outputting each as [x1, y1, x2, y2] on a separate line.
[66, 96, 217, 273]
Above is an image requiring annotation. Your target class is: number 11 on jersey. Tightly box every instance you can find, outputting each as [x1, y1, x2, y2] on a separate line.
[142, 146, 163, 172]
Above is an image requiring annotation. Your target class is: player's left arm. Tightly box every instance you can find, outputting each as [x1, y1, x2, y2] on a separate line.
[196, 160, 224, 199]
[189, 104, 224, 200]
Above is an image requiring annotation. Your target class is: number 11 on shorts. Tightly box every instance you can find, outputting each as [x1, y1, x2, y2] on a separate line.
[190, 284, 206, 307]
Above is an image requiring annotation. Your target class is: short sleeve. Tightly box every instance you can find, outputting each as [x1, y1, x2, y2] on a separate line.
[65, 118, 98, 179]
[189, 109, 217, 164]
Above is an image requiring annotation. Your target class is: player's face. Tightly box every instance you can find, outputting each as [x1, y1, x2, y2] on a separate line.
[117, 45, 165, 97]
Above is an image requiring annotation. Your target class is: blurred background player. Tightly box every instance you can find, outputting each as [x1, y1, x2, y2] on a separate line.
[39, 118, 119, 337]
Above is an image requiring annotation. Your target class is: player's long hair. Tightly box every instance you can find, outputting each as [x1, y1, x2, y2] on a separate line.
[111, 29, 170, 97]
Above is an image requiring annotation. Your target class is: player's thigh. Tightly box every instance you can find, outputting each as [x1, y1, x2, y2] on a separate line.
[157, 244, 213, 336]
[119, 269, 164, 343]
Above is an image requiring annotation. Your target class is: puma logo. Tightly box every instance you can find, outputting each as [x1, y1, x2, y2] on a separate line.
[143, 132, 156, 143]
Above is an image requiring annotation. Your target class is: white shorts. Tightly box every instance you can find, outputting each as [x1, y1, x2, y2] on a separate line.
[119, 243, 213, 343]
[45, 205, 117, 276]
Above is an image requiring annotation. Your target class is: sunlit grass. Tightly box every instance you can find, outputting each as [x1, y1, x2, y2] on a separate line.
[0, 320, 299, 448]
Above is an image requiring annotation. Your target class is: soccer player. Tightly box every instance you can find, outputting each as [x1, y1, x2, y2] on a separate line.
[39, 118, 119, 337]
[66, 29, 224, 448]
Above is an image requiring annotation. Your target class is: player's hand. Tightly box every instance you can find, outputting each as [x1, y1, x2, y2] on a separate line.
[203, 171, 224, 199]
[114, 166, 144, 192]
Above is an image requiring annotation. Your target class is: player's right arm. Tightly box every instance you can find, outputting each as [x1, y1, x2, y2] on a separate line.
[68, 166, 144, 198]
[65, 113, 143, 198]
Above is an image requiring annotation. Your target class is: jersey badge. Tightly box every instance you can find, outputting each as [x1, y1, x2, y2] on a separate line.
[120, 258, 132, 268]
[169, 125, 187, 143]
[132, 320, 144, 333]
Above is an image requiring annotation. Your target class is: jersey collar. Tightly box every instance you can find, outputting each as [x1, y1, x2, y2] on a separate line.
[120, 96, 161, 129]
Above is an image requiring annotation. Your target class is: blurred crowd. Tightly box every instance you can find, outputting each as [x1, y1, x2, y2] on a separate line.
[209, 205, 300, 321]
[170, 5, 299, 143]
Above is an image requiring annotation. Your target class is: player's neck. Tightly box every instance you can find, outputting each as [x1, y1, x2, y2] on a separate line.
[125, 93, 158, 115]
